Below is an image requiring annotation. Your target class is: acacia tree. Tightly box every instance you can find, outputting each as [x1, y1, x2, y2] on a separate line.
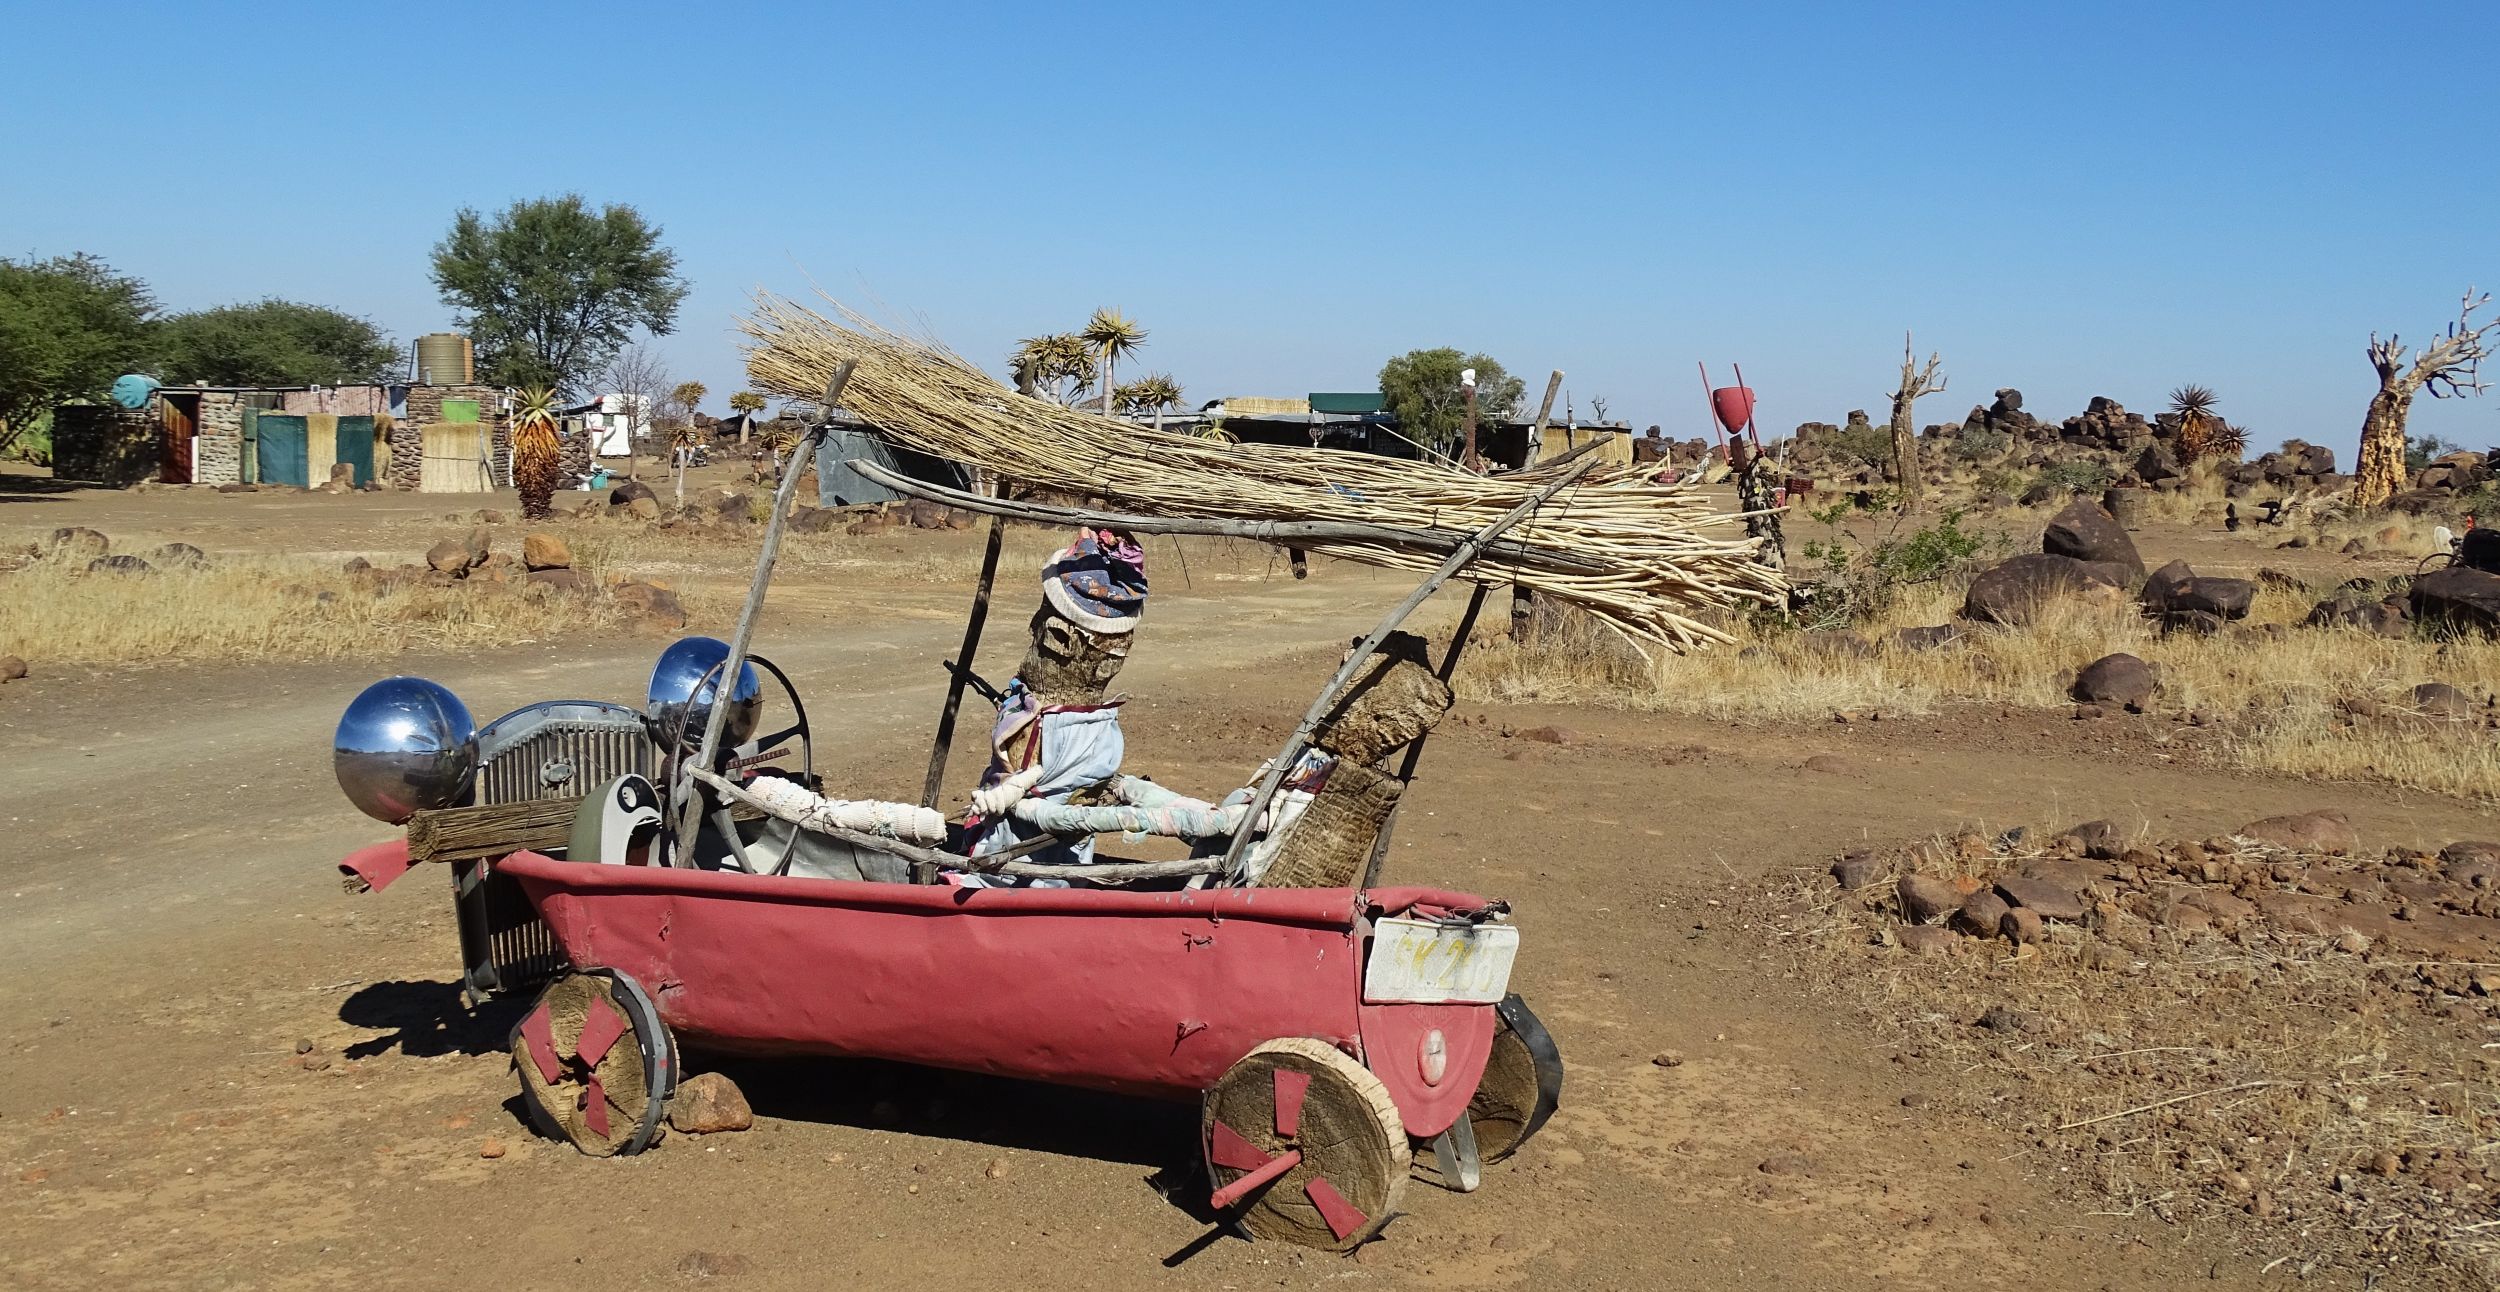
[429, 195, 687, 394]
[1082, 308, 1146, 417]
[1378, 348, 1524, 454]
[1886, 333, 1947, 509]
[156, 299, 397, 387]
[2354, 289, 2496, 508]
[0, 253, 156, 455]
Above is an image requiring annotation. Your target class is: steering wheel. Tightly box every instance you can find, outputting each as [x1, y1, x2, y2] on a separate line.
[658, 651, 815, 874]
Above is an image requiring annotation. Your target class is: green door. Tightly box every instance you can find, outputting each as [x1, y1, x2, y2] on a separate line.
[258, 414, 310, 487]
[334, 416, 376, 486]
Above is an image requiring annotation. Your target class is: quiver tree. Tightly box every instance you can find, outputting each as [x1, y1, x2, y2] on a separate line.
[511, 386, 562, 520]
[2355, 289, 2496, 508]
[1887, 333, 1947, 508]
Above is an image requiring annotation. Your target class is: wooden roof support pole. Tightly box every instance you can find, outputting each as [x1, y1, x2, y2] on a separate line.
[916, 483, 1009, 881]
[1218, 453, 1602, 885]
[672, 360, 854, 863]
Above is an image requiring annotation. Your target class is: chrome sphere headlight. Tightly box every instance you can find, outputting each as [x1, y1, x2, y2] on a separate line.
[335, 677, 478, 824]
[644, 636, 762, 750]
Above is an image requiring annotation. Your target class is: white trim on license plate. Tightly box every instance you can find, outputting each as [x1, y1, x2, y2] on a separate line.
[1363, 916, 1520, 1005]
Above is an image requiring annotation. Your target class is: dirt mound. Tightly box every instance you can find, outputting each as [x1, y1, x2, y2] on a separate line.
[1764, 823, 2500, 1287]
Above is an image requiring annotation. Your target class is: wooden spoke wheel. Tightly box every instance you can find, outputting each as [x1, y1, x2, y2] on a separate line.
[1202, 1038, 1408, 1251]
[1466, 994, 1565, 1164]
[511, 970, 675, 1157]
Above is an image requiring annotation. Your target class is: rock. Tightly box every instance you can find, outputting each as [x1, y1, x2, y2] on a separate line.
[2000, 907, 2045, 944]
[1952, 891, 2012, 938]
[625, 496, 662, 522]
[2042, 500, 2144, 575]
[2237, 810, 2359, 854]
[2340, 538, 2368, 556]
[213, 481, 256, 494]
[613, 580, 688, 630]
[522, 532, 572, 571]
[1898, 875, 1959, 924]
[473, 508, 507, 525]
[1516, 725, 1578, 746]
[904, 499, 953, 530]
[2306, 590, 2410, 637]
[526, 568, 587, 592]
[1897, 926, 1958, 955]
[1890, 624, 1962, 651]
[0, 656, 25, 683]
[2256, 567, 2309, 593]
[1650, 1051, 1685, 1068]
[2414, 681, 2476, 720]
[2064, 820, 2120, 859]
[1802, 753, 1860, 775]
[609, 479, 658, 508]
[463, 525, 494, 567]
[479, 1138, 506, 1159]
[148, 543, 207, 567]
[2440, 842, 2500, 888]
[667, 1072, 755, 1134]
[2133, 443, 2183, 484]
[426, 539, 470, 574]
[2332, 929, 2371, 955]
[1995, 876, 2088, 921]
[2072, 653, 2157, 710]
[87, 555, 150, 575]
[46, 527, 109, 559]
[1974, 1003, 2032, 1033]
[1831, 851, 1881, 890]
[1961, 553, 2125, 626]
[787, 506, 844, 534]
[1757, 1152, 1811, 1176]
[342, 556, 372, 576]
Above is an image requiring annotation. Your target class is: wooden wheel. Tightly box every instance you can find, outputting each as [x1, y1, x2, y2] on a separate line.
[1202, 1038, 1408, 1251]
[1467, 994, 1564, 1164]
[512, 970, 674, 1157]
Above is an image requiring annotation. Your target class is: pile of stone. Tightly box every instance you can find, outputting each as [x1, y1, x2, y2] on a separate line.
[14, 527, 211, 576]
[361, 528, 685, 630]
[1838, 815, 2500, 970]
[2209, 440, 2346, 497]
[1958, 499, 2142, 625]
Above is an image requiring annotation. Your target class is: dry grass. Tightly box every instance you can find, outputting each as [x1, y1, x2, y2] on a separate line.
[1458, 582, 2500, 799]
[0, 552, 639, 666]
[1762, 832, 2500, 1287]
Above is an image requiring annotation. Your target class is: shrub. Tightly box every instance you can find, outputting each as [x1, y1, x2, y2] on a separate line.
[1950, 423, 2008, 462]
[1799, 495, 1996, 626]
[2030, 459, 2115, 498]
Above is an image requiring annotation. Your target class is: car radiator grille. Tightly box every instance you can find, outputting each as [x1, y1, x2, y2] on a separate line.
[457, 716, 658, 1002]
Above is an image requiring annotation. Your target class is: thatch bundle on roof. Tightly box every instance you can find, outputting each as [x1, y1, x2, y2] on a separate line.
[738, 293, 1783, 650]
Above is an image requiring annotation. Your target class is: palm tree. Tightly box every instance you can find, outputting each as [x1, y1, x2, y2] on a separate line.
[512, 386, 562, 520]
[1081, 308, 1147, 417]
[2168, 384, 2222, 464]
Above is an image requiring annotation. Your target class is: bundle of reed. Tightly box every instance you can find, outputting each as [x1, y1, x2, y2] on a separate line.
[739, 294, 1783, 650]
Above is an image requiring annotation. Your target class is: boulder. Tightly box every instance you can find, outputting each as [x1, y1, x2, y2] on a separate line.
[2299, 443, 2338, 475]
[2305, 591, 2410, 638]
[2410, 567, 2500, 635]
[2000, 907, 2045, 945]
[148, 543, 208, 567]
[0, 656, 26, 683]
[666, 1072, 754, 1135]
[609, 479, 658, 508]
[1897, 926, 1958, 955]
[2237, 810, 2359, 854]
[426, 539, 470, 574]
[526, 568, 587, 591]
[1995, 876, 2088, 921]
[1890, 624, 1963, 652]
[87, 555, 151, 575]
[2413, 681, 2476, 720]
[46, 527, 109, 560]
[463, 526, 493, 567]
[522, 533, 572, 571]
[2072, 653, 2157, 710]
[2063, 820, 2120, 860]
[2140, 560, 2252, 630]
[612, 580, 687, 630]
[624, 497, 662, 522]
[1897, 875, 1959, 924]
[2042, 499, 2144, 575]
[1951, 890, 2012, 938]
[787, 506, 844, 534]
[1960, 553, 2126, 626]
[1830, 851, 1881, 890]
[2133, 443, 2183, 484]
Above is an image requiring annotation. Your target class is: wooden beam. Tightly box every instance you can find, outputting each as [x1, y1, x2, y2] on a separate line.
[406, 795, 767, 866]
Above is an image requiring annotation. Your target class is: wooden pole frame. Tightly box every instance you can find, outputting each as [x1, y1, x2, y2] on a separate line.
[1357, 582, 1490, 889]
[1216, 455, 1602, 884]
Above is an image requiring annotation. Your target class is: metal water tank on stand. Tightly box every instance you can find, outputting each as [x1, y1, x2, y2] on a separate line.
[416, 333, 474, 385]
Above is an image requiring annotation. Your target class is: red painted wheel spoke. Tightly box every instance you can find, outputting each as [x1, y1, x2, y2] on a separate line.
[576, 994, 627, 1068]
[1304, 1177, 1369, 1242]
[518, 1005, 564, 1085]
[1271, 1069, 1310, 1138]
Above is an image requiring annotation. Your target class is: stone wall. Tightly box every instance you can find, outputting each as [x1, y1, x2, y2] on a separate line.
[193, 391, 245, 486]
[51, 405, 159, 486]
[394, 384, 511, 490]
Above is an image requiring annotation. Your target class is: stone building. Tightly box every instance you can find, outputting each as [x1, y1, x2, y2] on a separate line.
[50, 380, 510, 490]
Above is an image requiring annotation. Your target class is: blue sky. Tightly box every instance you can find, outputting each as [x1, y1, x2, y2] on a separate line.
[7, 1, 2496, 455]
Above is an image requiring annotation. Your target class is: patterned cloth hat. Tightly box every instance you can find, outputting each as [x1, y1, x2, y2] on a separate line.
[1041, 528, 1148, 633]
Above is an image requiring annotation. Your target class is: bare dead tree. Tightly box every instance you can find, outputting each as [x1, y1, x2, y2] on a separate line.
[589, 342, 671, 482]
[2354, 289, 2496, 507]
[1887, 332, 1947, 509]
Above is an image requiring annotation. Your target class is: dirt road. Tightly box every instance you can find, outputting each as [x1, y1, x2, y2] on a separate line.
[3, 480, 2482, 1290]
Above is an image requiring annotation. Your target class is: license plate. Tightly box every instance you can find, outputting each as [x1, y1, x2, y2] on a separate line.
[1363, 916, 1520, 1005]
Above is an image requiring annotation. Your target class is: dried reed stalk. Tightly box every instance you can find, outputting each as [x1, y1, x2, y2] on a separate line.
[738, 293, 1783, 651]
